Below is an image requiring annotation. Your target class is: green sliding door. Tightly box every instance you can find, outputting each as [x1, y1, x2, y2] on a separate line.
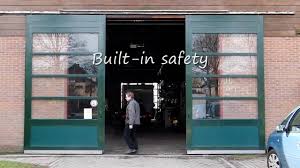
[185, 15, 265, 151]
[24, 15, 106, 150]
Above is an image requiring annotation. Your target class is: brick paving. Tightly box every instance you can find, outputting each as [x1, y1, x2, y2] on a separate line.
[0, 155, 266, 168]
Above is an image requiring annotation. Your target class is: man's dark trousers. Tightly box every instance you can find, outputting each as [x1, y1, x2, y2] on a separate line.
[123, 124, 138, 150]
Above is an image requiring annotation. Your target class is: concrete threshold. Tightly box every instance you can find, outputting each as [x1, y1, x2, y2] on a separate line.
[0, 153, 266, 158]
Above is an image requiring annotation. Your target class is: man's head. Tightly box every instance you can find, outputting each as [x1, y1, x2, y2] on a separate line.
[125, 91, 134, 102]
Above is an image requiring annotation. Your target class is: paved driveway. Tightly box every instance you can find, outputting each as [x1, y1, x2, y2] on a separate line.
[0, 155, 266, 168]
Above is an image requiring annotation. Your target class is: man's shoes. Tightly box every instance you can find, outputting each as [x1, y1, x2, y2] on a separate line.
[125, 149, 137, 155]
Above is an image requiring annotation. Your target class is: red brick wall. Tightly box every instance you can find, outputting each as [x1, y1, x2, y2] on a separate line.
[0, 36, 25, 153]
[264, 37, 300, 139]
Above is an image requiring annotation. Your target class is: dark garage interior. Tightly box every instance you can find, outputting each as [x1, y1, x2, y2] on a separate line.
[104, 19, 186, 154]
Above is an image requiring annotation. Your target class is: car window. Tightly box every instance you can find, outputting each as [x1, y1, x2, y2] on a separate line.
[289, 109, 300, 133]
[281, 112, 294, 126]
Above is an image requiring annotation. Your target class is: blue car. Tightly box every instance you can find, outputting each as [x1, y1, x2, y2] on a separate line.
[267, 106, 300, 168]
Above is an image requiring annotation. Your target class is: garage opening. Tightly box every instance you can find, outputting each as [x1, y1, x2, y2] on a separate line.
[105, 18, 186, 154]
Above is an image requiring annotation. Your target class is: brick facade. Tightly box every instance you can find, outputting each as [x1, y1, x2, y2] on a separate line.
[0, 20, 300, 153]
[264, 37, 300, 139]
[0, 36, 25, 153]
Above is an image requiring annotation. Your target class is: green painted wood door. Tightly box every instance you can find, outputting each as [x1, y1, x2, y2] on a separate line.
[185, 15, 265, 150]
[24, 15, 106, 150]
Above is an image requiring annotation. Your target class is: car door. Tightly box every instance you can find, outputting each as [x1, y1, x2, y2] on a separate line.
[282, 109, 300, 168]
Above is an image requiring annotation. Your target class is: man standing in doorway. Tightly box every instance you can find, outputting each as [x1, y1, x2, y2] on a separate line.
[124, 91, 140, 154]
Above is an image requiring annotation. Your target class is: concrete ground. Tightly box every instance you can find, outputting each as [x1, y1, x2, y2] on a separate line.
[0, 154, 267, 168]
[105, 125, 186, 154]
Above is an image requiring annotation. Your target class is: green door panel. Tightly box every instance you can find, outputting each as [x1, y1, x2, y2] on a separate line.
[191, 125, 259, 148]
[25, 15, 106, 150]
[185, 15, 265, 150]
[31, 125, 99, 148]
